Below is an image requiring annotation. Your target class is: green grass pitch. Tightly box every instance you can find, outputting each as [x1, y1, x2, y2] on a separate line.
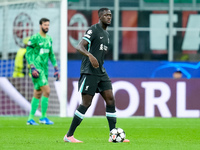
[0, 117, 199, 150]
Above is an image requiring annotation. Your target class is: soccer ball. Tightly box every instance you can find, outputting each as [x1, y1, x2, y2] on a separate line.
[109, 128, 126, 143]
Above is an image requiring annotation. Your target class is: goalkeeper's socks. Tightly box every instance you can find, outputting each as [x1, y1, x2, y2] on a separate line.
[41, 96, 49, 119]
[67, 105, 88, 136]
[28, 97, 40, 121]
[106, 105, 117, 131]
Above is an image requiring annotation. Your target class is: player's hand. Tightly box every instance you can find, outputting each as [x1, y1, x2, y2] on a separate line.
[54, 67, 60, 81]
[88, 54, 99, 68]
[31, 66, 39, 78]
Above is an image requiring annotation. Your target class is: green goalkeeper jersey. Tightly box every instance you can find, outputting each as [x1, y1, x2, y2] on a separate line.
[26, 33, 57, 76]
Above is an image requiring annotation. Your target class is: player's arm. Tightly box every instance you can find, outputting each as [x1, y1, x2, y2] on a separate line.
[26, 45, 34, 66]
[49, 38, 58, 67]
[25, 36, 39, 68]
[49, 47, 58, 67]
[49, 39, 60, 81]
[76, 39, 99, 68]
[25, 36, 39, 78]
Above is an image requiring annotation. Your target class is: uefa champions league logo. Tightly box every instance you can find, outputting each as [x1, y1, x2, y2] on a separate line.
[151, 62, 200, 79]
[13, 12, 33, 48]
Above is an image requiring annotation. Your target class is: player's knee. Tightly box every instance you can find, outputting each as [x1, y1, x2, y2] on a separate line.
[43, 87, 50, 97]
[84, 103, 91, 108]
[47, 88, 51, 95]
[81, 93, 93, 108]
[82, 101, 91, 108]
[44, 90, 50, 97]
[34, 90, 42, 99]
[106, 98, 115, 106]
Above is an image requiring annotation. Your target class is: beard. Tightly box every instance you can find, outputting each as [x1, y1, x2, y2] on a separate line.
[107, 23, 111, 26]
[105, 20, 111, 26]
[42, 27, 48, 33]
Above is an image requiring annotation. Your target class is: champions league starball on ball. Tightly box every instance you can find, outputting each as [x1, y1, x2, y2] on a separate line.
[109, 128, 126, 143]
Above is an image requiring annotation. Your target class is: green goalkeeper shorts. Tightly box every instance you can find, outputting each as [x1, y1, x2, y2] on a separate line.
[31, 70, 48, 90]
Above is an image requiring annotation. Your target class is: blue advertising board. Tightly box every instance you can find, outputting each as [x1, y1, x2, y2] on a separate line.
[1, 60, 200, 78]
[69, 61, 200, 79]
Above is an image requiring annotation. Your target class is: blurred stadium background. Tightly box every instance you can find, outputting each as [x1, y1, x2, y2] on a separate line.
[0, 0, 199, 117]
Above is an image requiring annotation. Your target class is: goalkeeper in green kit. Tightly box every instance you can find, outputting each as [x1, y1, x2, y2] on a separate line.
[25, 18, 60, 125]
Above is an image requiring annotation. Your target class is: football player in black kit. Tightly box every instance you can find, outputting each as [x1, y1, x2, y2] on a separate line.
[63, 8, 130, 143]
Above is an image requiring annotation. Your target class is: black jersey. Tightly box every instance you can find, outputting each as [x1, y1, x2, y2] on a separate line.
[80, 23, 109, 76]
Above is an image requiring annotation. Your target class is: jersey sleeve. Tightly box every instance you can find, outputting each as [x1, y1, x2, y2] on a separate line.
[25, 35, 37, 65]
[82, 27, 96, 44]
[49, 37, 58, 67]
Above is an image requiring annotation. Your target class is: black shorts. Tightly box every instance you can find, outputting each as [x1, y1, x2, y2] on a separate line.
[78, 73, 112, 96]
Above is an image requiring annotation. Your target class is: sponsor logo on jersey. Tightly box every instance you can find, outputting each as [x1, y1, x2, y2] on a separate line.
[99, 44, 108, 51]
[100, 44, 104, 50]
[40, 48, 50, 54]
[104, 45, 108, 51]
